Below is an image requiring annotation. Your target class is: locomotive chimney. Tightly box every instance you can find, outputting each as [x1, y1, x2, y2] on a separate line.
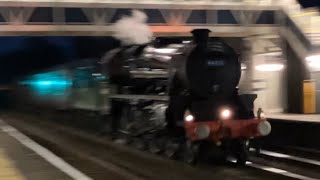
[191, 29, 211, 46]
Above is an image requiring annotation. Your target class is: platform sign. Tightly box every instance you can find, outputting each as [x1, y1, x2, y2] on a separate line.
[303, 80, 316, 114]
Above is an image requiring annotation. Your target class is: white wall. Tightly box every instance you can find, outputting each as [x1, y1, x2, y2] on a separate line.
[238, 54, 287, 114]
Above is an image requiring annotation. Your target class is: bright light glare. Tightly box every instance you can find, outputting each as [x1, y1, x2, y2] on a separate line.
[154, 48, 177, 54]
[305, 55, 320, 61]
[308, 61, 320, 68]
[144, 53, 153, 58]
[241, 63, 247, 70]
[39, 81, 52, 85]
[221, 109, 231, 119]
[185, 115, 194, 122]
[262, 167, 287, 174]
[306, 55, 320, 69]
[255, 64, 284, 72]
[145, 47, 155, 53]
[154, 55, 172, 61]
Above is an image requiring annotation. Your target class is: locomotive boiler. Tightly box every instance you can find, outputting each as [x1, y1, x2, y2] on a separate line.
[102, 29, 271, 164]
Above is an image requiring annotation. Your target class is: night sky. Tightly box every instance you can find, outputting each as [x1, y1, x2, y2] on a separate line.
[0, 36, 120, 84]
[297, 0, 320, 9]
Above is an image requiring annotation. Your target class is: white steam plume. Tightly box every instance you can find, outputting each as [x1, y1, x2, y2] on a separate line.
[112, 10, 153, 45]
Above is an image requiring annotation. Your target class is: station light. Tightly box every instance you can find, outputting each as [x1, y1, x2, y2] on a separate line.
[306, 55, 320, 69]
[306, 54, 320, 61]
[307, 61, 320, 69]
[255, 64, 284, 72]
[254, 51, 285, 72]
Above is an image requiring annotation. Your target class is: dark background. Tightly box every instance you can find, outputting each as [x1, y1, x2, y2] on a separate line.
[0, 36, 121, 84]
[0, 0, 318, 85]
[297, 0, 320, 9]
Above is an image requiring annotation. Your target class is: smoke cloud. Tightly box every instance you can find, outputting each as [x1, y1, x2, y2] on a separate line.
[112, 10, 153, 46]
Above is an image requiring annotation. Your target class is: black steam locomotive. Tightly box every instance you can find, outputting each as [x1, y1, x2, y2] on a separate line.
[103, 29, 271, 164]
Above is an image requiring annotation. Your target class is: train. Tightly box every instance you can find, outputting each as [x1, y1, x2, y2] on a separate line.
[12, 29, 271, 165]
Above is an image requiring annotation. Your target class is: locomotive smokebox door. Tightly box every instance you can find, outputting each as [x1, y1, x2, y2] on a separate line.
[183, 37, 240, 98]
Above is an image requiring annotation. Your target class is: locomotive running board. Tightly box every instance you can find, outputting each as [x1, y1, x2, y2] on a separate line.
[109, 94, 169, 101]
[130, 70, 169, 79]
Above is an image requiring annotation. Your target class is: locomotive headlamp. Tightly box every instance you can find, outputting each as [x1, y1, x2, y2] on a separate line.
[255, 64, 284, 72]
[184, 110, 194, 122]
[221, 108, 232, 119]
[185, 115, 194, 122]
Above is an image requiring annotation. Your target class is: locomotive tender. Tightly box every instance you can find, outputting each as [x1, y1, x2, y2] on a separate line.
[103, 29, 271, 164]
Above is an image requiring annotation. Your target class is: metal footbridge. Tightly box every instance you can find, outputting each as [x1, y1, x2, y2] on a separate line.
[0, 0, 318, 58]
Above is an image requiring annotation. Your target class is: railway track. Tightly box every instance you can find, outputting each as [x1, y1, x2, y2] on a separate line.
[1, 112, 319, 180]
[246, 148, 320, 180]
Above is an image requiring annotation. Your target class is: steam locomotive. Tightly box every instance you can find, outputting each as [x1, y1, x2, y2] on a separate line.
[12, 28, 271, 164]
[102, 29, 271, 164]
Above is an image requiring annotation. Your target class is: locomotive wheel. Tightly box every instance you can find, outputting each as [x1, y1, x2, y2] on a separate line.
[148, 141, 161, 154]
[132, 138, 147, 150]
[182, 141, 199, 165]
[254, 146, 261, 155]
[249, 139, 261, 155]
[164, 141, 180, 159]
[236, 151, 248, 165]
[235, 140, 249, 165]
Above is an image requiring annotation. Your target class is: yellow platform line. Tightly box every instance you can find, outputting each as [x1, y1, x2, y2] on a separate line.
[0, 149, 25, 180]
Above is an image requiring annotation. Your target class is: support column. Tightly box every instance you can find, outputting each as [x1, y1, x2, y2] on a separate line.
[238, 37, 255, 94]
[239, 35, 287, 114]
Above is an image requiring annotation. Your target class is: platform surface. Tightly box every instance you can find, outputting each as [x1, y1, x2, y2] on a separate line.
[0, 120, 91, 180]
[267, 113, 320, 123]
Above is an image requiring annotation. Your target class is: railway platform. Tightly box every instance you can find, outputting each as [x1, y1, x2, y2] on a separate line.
[267, 113, 320, 122]
[0, 120, 91, 180]
[264, 113, 320, 154]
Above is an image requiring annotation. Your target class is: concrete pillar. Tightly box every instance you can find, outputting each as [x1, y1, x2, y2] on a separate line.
[238, 37, 254, 94]
[239, 36, 287, 114]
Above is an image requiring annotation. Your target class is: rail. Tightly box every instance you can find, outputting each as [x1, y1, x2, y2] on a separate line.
[109, 94, 169, 101]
